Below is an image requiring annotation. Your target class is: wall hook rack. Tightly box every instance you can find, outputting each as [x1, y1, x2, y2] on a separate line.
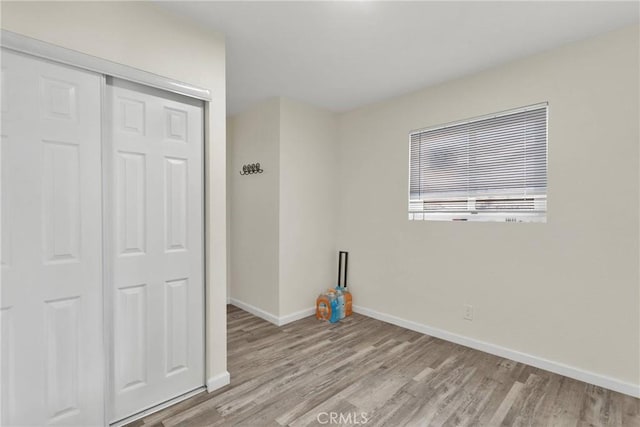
[240, 163, 264, 175]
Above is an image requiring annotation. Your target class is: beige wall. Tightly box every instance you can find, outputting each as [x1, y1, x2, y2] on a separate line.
[1, 1, 228, 383]
[228, 99, 281, 314]
[336, 25, 639, 387]
[279, 98, 338, 316]
[228, 98, 338, 318]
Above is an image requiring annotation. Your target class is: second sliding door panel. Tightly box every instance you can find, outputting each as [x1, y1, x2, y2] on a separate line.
[106, 78, 205, 423]
[1, 48, 104, 427]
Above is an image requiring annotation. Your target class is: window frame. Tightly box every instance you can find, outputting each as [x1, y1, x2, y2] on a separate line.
[408, 103, 548, 223]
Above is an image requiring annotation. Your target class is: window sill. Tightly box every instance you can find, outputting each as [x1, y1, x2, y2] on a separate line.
[408, 212, 546, 223]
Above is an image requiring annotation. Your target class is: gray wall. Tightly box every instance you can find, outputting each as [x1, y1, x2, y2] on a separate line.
[229, 99, 281, 315]
[336, 25, 639, 387]
[229, 98, 338, 318]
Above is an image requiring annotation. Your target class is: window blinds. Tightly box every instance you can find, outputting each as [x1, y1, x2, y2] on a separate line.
[409, 104, 547, 221]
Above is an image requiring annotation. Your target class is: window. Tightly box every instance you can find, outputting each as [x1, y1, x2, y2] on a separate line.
[409, 103, 547, 222]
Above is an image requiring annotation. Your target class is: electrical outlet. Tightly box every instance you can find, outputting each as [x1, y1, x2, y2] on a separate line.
[464, 304, 473, 321]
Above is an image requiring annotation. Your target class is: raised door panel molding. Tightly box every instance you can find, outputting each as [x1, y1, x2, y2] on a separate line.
[164, 107, 188, 142]
[1, 135, 11, 269]
[1, 68, 7, 114]
[116, 152, 147, 256]
[45, 297, 80, 423]
[165, 279, 188, 376]
[118, 97, 146, 136]
[115, 284, 147, 393]
[40, 77, 77, 122]
[165, 157, 188, 252]
[0, 307, 15, 425]
[42, 141, 80, 264]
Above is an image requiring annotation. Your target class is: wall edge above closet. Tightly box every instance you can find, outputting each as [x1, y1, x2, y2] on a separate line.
[1, 30, 211, 101]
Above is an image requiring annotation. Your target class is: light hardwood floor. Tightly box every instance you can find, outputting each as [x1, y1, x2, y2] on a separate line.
[128, 305, 639, 426]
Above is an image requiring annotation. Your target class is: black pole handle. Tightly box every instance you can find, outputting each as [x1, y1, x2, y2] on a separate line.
[338, 251, 348, 288]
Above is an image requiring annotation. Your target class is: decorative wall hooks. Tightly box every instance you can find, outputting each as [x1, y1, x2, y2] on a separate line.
[239, 163, 264, 175]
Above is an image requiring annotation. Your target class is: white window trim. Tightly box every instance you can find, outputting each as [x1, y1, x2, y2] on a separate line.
[408, 103, 548, 223]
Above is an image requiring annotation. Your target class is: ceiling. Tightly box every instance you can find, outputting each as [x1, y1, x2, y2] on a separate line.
[158, 1, 639, 116]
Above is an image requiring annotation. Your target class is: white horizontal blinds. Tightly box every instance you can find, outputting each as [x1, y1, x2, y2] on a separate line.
[409, 104, 547, 215]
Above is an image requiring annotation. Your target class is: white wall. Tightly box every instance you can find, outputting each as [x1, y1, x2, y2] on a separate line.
[336, 25, 639, 390]
[279, 98, 338, 316]
[228, 99, 280, 315]
[228, 98, 338, 319]
[1, 1, 228, 386]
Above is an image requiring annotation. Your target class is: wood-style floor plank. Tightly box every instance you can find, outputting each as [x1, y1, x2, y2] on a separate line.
[128, 305, 639, 427]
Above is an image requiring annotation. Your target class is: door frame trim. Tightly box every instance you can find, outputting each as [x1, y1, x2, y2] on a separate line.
[1, 30, 211, 101]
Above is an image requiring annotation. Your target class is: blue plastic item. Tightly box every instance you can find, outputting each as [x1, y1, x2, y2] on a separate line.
[335, 288, 346, 319]
[329, 294, 341, 323]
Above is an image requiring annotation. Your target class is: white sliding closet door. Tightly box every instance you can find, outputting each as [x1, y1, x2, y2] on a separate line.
[1, 50, 103, 426]
[107, 78, 204, 422]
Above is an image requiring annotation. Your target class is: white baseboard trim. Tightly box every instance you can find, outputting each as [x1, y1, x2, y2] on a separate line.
[229, 298, 315, 326]
[353, 305, 640, 398]
[229, 298, 280, 325]
[206, 371, 230, 393]
[278, 307, 316, 326]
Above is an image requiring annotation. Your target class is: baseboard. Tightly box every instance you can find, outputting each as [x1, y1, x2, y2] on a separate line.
[229, 298, 280, 325]
[206, 371, 230, 393]
[353, 305, 640, 398]
[278, 307, 316, 326]
[229, 298, 316, 326]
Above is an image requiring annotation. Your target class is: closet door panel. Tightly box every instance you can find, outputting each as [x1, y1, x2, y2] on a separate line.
[108, 78, 204, 423]
[0, 49, 103, 426]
